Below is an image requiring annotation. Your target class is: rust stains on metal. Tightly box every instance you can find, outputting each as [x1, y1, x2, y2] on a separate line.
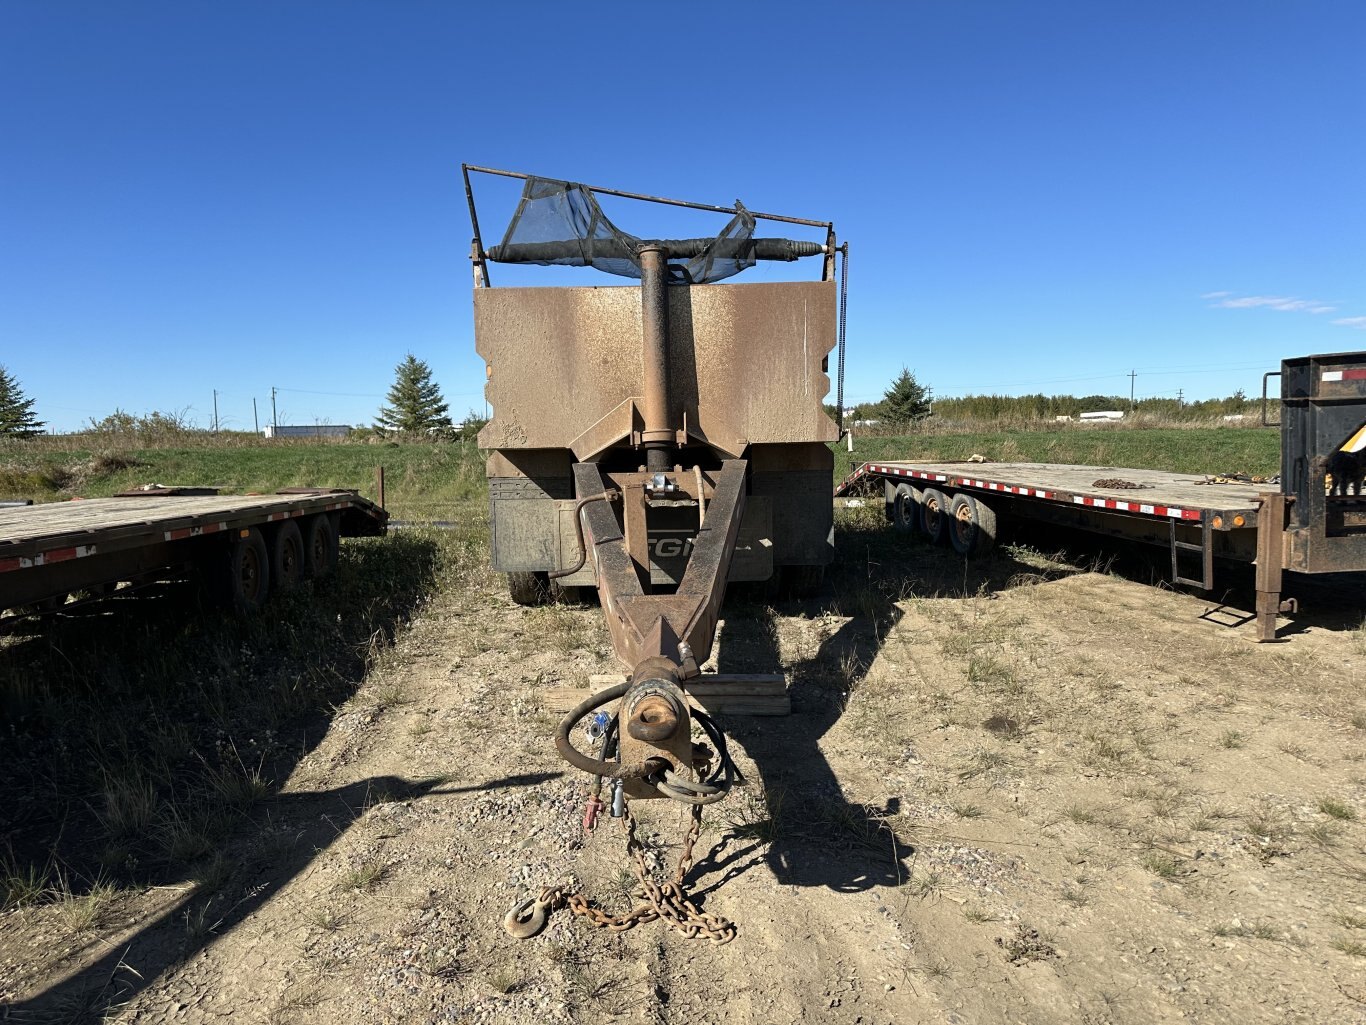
[476, 282, 838, 458]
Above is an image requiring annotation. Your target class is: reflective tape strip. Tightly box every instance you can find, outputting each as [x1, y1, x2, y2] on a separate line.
[1072, 495, 1200, 520]
[0, 544, 99, 573]
[163, 521, 229, 542]
[959, 478, 1054, 499]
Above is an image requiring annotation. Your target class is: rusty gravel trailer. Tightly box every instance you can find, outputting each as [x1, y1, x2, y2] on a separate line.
[465, 166, 848, 941]
[0, 488, 388, 621]
[836, 349, 1366, 642]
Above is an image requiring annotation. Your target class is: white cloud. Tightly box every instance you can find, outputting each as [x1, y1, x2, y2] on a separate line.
[1205, 293, 1336, 314]
[1333, 316, 1366, 330]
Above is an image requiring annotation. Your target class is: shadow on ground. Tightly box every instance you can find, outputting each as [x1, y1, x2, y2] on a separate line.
[2, 771, 560, 1019]
[702, 509, 1087, 895]
[694, 506, 1365, 896]
[0, 529, 467, 1014]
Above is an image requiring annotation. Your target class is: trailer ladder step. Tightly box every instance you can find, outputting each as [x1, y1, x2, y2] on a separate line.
[1170, 514, 1214, 590]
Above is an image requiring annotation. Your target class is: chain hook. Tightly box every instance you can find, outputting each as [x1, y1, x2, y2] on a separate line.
[503, 894, 551, 940]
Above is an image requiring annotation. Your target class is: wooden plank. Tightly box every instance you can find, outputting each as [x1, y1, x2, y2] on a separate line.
[545, 673, 789, 716]
[866, 461, 1268, 516]
[588, 672, 785, 692]
[0, 493, 357, 556]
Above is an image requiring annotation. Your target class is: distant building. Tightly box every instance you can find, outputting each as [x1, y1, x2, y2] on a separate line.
[262, 424, 352, 439]
[1078, 411, 1125, 422]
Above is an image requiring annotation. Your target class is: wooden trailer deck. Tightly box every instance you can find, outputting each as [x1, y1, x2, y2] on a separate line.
[0, 491, 383, 567]
[838, 461, 1277, 528]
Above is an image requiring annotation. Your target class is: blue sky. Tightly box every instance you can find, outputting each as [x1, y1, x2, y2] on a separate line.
[2, 2, 1363, 432]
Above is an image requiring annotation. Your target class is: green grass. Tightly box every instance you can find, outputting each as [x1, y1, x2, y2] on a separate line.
[838, 426, 1279, 481]
[2, 424, 1279, 514]
[0, 439, 486, 520]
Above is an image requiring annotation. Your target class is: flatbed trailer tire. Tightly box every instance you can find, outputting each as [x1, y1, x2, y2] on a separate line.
[949, 493, 997, 558]
[271, 520, 305, 592]
[920, 488, 951, 546]
[303, 514, 339, 579]
[782, 563, 826, 598]
[892, 483, 921, 534]
[549, 580, 588, 605]
[225, 527, 271, 613]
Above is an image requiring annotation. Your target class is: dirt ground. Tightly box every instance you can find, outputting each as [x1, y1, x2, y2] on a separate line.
[4, 509, 1365, 1024]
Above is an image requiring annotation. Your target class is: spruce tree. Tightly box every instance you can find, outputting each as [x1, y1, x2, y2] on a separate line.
[882, 367, 933, 424]
[0, 365, 45, 437]
[375, 354, 452, 434]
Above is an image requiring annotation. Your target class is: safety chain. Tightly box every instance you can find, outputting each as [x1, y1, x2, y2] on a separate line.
[505, 797, 736, 945]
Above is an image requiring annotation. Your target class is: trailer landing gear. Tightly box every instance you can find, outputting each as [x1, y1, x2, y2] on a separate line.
[1254, 492, 1296, 642]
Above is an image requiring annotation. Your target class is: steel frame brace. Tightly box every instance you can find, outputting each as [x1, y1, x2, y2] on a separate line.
[573, 459, 748, 672]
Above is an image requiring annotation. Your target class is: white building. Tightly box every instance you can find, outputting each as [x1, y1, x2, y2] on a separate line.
[262, 424, 352, 439]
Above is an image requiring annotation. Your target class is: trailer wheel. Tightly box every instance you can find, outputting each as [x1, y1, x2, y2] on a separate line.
[227, 528, 271, 612]
[949, 493, 997, 557]
[271, 520, 305, 592]
[892, 483, 921, 534]
[303, 514, 339, 579]
[549, 580, 588, 605]
[508, 571, 549, 606]
[782, 564, 826, 598]
[920, 488, 950, 545]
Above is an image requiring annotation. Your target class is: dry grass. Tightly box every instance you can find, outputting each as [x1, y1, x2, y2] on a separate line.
[1317, 797, 1356, 821]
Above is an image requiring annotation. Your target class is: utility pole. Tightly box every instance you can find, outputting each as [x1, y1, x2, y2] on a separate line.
[1128, 369, 1137, 411]
[253, 397, 259, 434]
[1176, 388, 1183, 406]
[212, 389, 219, 434]
[271, 387, 278, 431]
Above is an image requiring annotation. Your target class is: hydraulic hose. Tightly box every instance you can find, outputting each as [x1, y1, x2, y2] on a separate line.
[554, 682, 655, 780]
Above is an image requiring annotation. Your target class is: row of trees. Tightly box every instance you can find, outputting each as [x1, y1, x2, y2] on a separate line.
[930, 389, 1258, 421]
[832, 368, 1264, 427]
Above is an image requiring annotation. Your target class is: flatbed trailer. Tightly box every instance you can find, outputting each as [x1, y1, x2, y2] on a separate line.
[0, 487, 388, 620]
[835, 459, 1317, 640]
[837, 351, 1366, 641]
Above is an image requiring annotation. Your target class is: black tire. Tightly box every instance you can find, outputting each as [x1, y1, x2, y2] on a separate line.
[892, 482, 921, 534]
[271, 520, 305, 593]
[549, 579, 588, 605]
[920, 488, 951, 545]
[226, 528, 271, 613]
[303, 514, 339, 579]
[782, 564, 826, 598]
[948, 493, 997, 558]
[508, 571, 550, 606]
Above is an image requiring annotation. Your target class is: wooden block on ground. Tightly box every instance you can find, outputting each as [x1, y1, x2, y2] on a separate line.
[545, 673, 789, 716]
